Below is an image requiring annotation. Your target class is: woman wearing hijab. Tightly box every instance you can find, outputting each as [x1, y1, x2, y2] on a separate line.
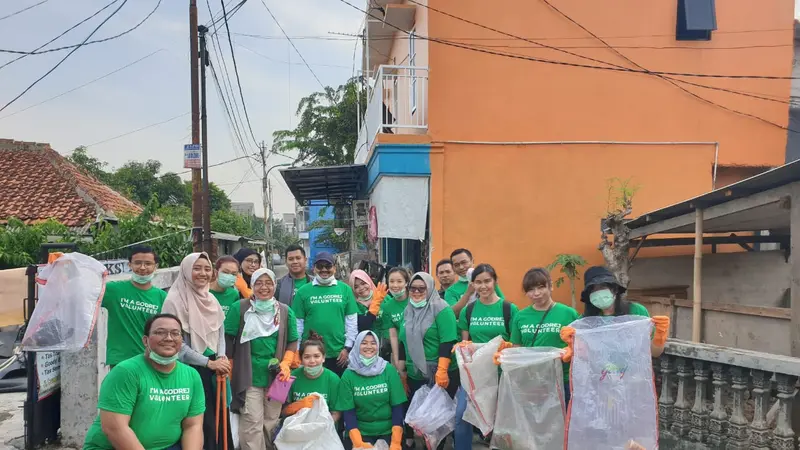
[227, 268, 299, 450]
[349, 269, 388, 332]
[335, 330, 407, 450]
[399, 272, 459, 449]
[162, 252, 232, 450]
[233, 248, 262, 299]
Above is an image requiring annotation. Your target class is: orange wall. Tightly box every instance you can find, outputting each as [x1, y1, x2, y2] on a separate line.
[427, 0, 793, 167]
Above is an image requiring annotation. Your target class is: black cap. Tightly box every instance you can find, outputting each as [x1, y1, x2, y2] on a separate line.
[580, 266, 625, 303]
[315, 251, 335, 265]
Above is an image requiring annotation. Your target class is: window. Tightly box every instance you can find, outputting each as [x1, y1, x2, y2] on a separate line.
[409, 30, 417, 113]
[676, 0, 717, 41]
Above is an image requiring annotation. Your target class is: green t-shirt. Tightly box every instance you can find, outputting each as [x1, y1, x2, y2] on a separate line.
[211, 288, 241, 335]
[293, 277, 309, 294]
[375, 293, 408, 339]
[510, 302, 580, 382]
[83, 355, 205, 450]
[334, 365, 407, 437]
[292, 282, 358, 355]
[628, 302, 650, 318]
[102, 281, 167, 366]
[444, 280, 504, 307]
[403, 308, 459, 380]
[288, 367, 341, 409]
[458, 300, 519, 343]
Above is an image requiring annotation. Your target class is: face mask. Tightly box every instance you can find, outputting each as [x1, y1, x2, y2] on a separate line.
[304, 364, 324, 377]
[359, 354, 377, 366]
[589, 289, 615, 310]
[409, 299, 428, 309]
[131, 273, 155, 285]
[392, 288, 406, 297]
[357, 293, 372, 302]
[254, 299, 276, 314]
[217, 273, 237, 289]
[148, 349, 178, 366]
[458, 276, 468, 283]
[315, 275, 335, 286]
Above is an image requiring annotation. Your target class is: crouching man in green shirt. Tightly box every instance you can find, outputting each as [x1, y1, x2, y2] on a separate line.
[83, 313, 205, 450]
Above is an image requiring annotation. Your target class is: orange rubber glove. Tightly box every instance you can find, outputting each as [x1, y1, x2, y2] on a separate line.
[234, 275, 252, 299]
[492, 340, 514, 365]
[560, 326, 576, 363]
[390, 425, 403, 450]
[435, 357, 450, 389]
[652, 316, 670, 347]
[626, 440, 646, 450]
[368, 282, 389, 316]
[349, 429, 373, 449]
[283, 394, 319, 416]
[453, 340, 472, 351]
[279, 350, 296, 381]
[290, 352, 302, 370]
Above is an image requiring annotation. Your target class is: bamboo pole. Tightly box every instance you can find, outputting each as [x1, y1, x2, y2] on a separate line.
[692, 208, 704, 342]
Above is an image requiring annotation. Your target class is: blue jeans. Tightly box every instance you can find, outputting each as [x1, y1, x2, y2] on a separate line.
[454, 387, 473, 450]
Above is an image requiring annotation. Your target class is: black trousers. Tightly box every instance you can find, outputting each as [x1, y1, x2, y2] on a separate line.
[324, 356, 348, 377]
[190, 363, 234, 450]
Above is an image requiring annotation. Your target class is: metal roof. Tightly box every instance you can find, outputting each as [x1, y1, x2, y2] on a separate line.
[627, 159, 800, 231]
[280, 164, 368, 204]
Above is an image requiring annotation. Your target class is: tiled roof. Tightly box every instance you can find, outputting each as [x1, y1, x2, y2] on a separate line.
[0, 139, 142, 227]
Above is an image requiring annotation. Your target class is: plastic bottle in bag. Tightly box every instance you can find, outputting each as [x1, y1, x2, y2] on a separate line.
[565, 316, 658, 450]
[492, 347, 565, 450]
[405, 385, 456, 449]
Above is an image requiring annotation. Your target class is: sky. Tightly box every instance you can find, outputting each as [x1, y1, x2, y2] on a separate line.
[0, 0, 364, 217]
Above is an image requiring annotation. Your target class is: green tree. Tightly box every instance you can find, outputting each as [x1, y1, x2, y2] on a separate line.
[110, 160, 162, 205]
[267, 217, 300, 256]
[155, 173, 190, 206]
[272, 78, 364, 166]
[547, 254, 588, 309]
[66, 146, 111, 183]
[0, 218, 74, 269]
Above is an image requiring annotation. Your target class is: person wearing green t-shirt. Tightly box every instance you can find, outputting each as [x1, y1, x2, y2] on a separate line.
[293, 252, 358, 377]
[444, 248, 505, 316]
[102, 245, 167, 368]
[379, 267, 410, 366]
[283, 331, 341, 422]
[275, 245, 312, 308]
[211, 256, 243, 337]
[83, 313, 204, 450]
[336, 330, 407, 450]
[349, 269, 388, 333]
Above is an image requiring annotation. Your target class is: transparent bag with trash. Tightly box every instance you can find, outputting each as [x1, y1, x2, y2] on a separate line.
[454, 335, 503, 435]
[565, 316, 658, 450]
[405, 384, 457, 450]
[491, 347, 565, 450]
[355, 440, 388, 450]
[21, 253, 107, 352]
[275, 394, 344, 450]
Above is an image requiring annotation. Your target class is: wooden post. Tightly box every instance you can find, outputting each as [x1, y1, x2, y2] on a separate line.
[692, 208, 703, 342]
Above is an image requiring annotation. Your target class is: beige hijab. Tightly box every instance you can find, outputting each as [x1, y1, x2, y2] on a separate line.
[162, 252, 224, 354]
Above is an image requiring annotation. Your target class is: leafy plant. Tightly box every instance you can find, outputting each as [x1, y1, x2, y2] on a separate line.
[547, 254, 588, 309]
[0, 218, 75, 269]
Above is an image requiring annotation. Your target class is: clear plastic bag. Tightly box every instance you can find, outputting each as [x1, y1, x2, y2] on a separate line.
[275, 394, 344, 450]
[454, 335, 503, 435]
[355, 440, 388, 450]
[405, 384, 456, 449]
[22, 253, 107, 352]
[565, 316, 658, 450]
[492, 347, 565, 450]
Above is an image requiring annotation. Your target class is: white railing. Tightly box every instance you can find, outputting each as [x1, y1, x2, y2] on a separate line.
[355, 65, 429, 164]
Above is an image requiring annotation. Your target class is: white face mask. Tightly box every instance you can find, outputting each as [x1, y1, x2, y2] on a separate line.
[315, 274, 335, 286]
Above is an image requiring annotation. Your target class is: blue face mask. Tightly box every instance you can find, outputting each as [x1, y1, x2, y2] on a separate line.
[359, 354, 377, 366]
[148, 349, 178, 366]
[217, 273, 237, 289]
[589, 289, 615, 310]
[254, 299, 276, 314]
[131, 273, 155, 285]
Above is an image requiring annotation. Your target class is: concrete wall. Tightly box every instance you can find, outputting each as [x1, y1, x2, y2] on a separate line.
[60, 267, 180, 448]
[629, 250, 790, 307]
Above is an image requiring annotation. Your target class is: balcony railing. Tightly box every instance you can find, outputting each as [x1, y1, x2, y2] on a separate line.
[655, 340, 800, 449]
[355, 65, 428, 164]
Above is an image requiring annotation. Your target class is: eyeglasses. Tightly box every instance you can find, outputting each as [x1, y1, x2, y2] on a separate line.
[152, 329, 182, 339]
[243, 257, 260, 265]
[409, 286, 427, 294]
[131, 261, 156, 269]
[253, 281, 274, 289]
[315, 263, 333, 270]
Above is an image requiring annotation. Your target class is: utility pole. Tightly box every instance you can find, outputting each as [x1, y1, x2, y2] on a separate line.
[199, 25, 211, 255]
[189, 0, 202, 252]
[260, 141, 270, 257]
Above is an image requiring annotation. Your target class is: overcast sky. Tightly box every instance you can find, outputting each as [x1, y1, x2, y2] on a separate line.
[0, 0, 363, 217]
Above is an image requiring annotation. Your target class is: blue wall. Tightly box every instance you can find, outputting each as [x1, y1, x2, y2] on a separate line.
[307, 200, 338, 269]
[367, 143, 431, 192]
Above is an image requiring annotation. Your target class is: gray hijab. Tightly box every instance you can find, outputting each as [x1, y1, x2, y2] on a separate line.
[348, 330, 388, 377]
[403, 272, 448, 377]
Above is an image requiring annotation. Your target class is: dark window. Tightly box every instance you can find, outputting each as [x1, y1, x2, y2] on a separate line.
[676, 0, 717, 41]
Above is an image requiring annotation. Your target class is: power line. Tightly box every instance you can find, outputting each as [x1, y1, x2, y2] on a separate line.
[0, 49, 164, 120]
[0, 0, 130, 112]
[206, 0, 246, 28]
[258, 0, 326, 90]
[0, 0, 51, 22]
[234, 42, 351, 69]
[176, 155, 255, 175]
[0, 0, 162, 57]
[83, 112, 189, 147]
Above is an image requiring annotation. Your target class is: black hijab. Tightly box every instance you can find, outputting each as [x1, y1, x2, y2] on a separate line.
[233, 248, 261, 287]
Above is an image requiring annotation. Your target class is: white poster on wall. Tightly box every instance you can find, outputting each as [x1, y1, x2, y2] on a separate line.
[371, 176, 429, 240]
[36, 351, 61, 401]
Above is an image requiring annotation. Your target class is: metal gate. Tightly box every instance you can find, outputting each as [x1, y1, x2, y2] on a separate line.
[24, 244, 76, 449]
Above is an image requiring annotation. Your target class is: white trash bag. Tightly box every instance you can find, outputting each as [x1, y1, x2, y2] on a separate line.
[565, 316, 658, 450]
[492, 347, 565, 450]
[275, 394, 344, 450]
[405, 385, 456, 449]
[22, 253, 107, 352]
[355, 440, 388, 450]
[454, 335, 503, 435]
